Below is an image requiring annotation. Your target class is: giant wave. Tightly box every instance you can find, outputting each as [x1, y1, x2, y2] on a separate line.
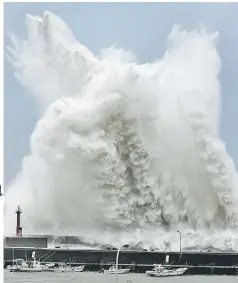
[4, 11, 238, 251]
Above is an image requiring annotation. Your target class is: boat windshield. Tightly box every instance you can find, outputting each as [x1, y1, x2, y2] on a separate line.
[154, 264, 164, 271]
[14, 259, 24, 265]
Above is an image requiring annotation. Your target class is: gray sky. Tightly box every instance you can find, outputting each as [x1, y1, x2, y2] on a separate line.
[4, 2, 238, 186]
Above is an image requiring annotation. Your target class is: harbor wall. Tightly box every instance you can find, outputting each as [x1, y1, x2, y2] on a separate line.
[4, 248, 238, 266]
[4, 237, 48, 248]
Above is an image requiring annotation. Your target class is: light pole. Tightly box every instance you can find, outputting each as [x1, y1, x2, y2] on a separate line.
[177, 230, 182, 257]
[116, 244, 129, 283]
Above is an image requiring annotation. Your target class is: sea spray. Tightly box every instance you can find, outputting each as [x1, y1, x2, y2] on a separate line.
[4, 11, 238, 251]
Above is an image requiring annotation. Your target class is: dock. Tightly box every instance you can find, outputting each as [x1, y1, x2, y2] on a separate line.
[4, 246, 238, 275]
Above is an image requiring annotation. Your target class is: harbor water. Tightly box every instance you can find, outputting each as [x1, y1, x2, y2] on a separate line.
[4, 272, 238, 283]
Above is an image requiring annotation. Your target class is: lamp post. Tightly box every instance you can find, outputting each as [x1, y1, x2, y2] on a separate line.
[177, 230, 182, 257]
[116, 244, 129, 283]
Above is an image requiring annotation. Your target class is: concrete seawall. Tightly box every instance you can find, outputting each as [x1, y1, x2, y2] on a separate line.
[4, 247, 238, 275]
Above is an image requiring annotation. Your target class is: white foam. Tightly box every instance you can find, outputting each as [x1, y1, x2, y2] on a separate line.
[5, 11, 238, 251]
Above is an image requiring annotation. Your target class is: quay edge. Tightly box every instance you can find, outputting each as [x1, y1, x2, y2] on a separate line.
[4, 247, 238, 275]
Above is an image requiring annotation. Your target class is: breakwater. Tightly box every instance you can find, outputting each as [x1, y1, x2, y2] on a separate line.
[4, 248, 238, 275]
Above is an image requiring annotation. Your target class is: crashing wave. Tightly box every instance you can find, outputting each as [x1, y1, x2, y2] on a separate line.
[4, 11, 238, 251]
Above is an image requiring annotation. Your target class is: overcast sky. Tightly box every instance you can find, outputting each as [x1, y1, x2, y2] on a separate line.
[4, 2, 238, 186]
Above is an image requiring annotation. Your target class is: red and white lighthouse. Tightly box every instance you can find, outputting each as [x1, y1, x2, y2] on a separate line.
[15, 206, 22, 237]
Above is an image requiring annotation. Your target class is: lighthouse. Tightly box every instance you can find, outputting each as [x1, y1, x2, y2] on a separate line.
[15, 206, 22, 237]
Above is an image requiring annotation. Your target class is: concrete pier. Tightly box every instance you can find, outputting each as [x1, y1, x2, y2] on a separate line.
[4, 236, 48, 248]
[4, 247, 238, 275]
[3, 232, 238, 276]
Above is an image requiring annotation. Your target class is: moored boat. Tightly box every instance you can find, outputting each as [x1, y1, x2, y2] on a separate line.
[7, 258, 85, 273]
[8, 259, 46, 272]
[52, 263, 85, 272]
[107, 265, 131, 274]
[146, 264, 188, 277]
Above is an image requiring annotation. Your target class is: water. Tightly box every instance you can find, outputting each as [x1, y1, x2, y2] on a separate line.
[4, 11, 238, 251]
[4, 272, 238, 283]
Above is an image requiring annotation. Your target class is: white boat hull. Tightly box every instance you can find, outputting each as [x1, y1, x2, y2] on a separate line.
[53, 266, 85, 273]
[9, 267, 46, 272]
[107, 268, 131, 274]
[8, 263, 85, 273]
[146, 268, 188, 277]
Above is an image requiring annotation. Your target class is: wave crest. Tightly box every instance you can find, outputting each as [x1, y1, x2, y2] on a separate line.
[5, 11, 238, 251]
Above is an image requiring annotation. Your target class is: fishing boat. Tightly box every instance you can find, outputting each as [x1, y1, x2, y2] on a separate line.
[107, 265, 131, 274]
[8, 260, 85, 273]
[146, 264, 188, 277]
[8, 259, 46, 272]
[52, 263, 85, 272]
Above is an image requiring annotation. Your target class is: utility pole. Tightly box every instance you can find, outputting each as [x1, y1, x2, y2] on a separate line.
[116, 244, 129, 283]
[177, 230, 182, 258]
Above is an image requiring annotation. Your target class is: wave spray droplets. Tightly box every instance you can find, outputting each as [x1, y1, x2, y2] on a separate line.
[5, 11, 238, 251]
